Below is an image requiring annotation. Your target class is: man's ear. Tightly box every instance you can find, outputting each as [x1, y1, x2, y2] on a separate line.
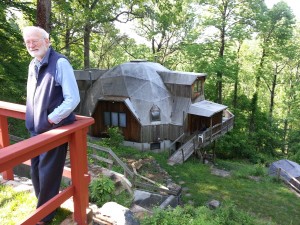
[45, 38, 51, 46]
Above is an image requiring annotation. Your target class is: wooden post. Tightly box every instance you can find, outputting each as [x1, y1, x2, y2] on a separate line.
[210, 118, 213, 142]
[69, 128, 89, 225]
[277, 168, 281, 182]
[181, 148, 184, 162]
[108, 154, 113, 170]
[0, 115, 14, 180]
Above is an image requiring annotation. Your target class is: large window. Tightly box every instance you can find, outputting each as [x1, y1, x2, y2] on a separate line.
[104, 112, 126, 127]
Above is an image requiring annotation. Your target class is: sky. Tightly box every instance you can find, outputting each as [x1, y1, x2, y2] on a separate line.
[265, 0, 300, 20]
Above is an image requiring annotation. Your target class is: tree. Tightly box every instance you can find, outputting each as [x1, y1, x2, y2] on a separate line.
[135, 0, 195, 66]
[0, 0, 34, 103]
[249, 1, 295, 132]
[75, 0, 144, 69]
[193, 0, 265, 104]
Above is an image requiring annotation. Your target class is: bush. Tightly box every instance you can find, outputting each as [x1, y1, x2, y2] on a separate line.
[89, 175, 115, 207]
[100, 127, 124, 149]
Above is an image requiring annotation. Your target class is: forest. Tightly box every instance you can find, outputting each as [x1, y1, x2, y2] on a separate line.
[1, 0, 300, 165]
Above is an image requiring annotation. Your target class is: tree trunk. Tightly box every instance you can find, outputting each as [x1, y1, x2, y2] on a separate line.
[216, 3, 227, 104]
[36, 0, 51, 33]
[233, 43, 242, 109]
[249, 48, 266, 132]
[269, 66, 277, 118]
[64, 18, 71, 58]
[84, 24, 91, 69]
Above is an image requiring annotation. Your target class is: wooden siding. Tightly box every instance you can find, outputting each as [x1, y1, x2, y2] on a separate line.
[141, 124, 183, 143]
[165, 84, 192, 98]
[91, 100, 141, 142]
[165, 77, 205, 99]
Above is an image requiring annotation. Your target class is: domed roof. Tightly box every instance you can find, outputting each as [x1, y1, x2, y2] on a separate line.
[82, 61, 173, 125]
[100, 62, 170, 101]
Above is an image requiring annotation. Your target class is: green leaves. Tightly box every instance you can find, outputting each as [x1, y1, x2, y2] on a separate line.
[89, 175, 115, 206]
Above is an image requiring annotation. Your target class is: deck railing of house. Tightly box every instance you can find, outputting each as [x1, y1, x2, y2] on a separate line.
[0, 101, 94, 225]
[169, 110, 234, 152]
[167, 110, 234, 165]
[199, 110, 234, 145]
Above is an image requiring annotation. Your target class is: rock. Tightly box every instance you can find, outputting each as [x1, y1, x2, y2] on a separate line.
[130, 204, 152, 220]
[97, 202, 140, 225]
[211, 168, 231, 177]
[207, 199, 221, 209]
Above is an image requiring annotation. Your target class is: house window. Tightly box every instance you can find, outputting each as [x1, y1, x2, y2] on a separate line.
[192, 79, 202, 99]
[119, 113, 126, 127]
[193, 80, 201, 93]
[150, 142, 161, 150]
[104, 112, 111, 126]
[111, 112, 118, 126]
[104, 112, 126, 127]
[150, 105, 161, 121]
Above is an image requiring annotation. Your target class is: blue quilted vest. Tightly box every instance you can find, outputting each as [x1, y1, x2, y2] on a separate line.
[25, 47, 75, 135]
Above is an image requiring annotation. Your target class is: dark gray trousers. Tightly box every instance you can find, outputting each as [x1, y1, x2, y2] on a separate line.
[30, 143, 68, 222]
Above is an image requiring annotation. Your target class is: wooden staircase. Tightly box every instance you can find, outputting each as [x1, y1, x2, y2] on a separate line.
[167, 135, 198, 166]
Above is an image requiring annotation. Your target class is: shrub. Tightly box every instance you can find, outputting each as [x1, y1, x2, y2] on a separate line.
[89, 175, 115, 207]
[100, 127, 124, 149]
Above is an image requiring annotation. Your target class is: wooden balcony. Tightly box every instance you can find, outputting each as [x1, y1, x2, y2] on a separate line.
[0, 101, 94, 225]
[198, 109, 234, 147]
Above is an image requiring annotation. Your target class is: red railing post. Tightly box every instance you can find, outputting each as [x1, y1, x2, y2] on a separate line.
[0, 114, 14, 180]
[69, 127, 90, 225]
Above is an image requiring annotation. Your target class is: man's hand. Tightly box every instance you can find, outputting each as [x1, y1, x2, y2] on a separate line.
[48, 118, 54, 124]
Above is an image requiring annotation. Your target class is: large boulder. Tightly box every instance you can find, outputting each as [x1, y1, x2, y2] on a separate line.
[94, 202, 140, 225]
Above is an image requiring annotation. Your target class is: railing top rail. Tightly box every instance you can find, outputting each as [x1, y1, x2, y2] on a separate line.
[276, 167, 300, 185]
[0, 101, 26, 112]
[0, 101, 26, 119]
[0, 117, 93, 172]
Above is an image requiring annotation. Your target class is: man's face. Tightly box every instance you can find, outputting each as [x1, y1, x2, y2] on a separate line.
[23, 31, 49, 61]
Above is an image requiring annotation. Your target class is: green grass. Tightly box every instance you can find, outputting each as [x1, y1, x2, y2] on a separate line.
[0, 185, 36, 225]
[166, 158, 300, 225]
[104, 144, 300, 225]
[0, 184, 71, 225]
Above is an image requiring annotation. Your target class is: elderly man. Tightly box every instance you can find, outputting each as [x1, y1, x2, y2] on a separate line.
[23, 26, 80, 225]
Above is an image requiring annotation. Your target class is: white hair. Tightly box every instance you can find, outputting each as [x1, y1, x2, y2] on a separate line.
[22, 26, 50, 39]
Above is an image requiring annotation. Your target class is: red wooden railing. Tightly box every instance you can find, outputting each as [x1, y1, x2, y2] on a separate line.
[0, 101, 94, 225]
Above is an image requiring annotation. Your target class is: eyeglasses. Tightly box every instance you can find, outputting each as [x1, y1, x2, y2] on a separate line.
[24, 38, 45, 46]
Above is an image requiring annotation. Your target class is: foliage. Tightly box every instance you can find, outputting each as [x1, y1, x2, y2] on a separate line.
[101, 126, 124, 149]
[135, 0, 196, 65]
[141, 203, 270, 225]
[89, 175, 115, 206]
[0, 1, 31, 103]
